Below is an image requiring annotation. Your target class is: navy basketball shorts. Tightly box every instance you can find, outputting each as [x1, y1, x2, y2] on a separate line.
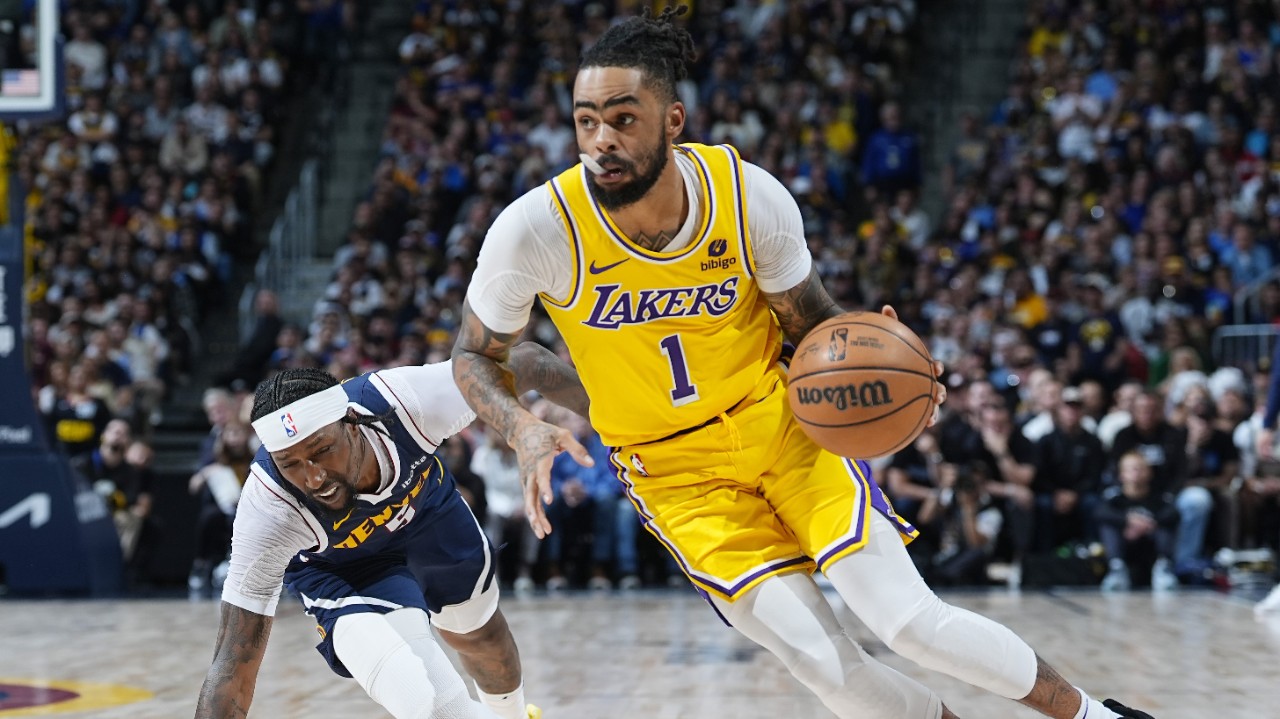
[284, 490, 497, 677]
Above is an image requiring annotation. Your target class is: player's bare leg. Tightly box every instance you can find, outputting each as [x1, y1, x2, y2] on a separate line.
[1017, 657, 1091, 719]
[436, 609, 523, 705]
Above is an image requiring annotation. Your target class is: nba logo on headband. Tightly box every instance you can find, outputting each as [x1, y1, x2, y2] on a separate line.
[281, 412, 298, 438]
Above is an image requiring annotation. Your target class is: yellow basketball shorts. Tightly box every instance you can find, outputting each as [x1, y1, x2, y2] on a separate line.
[608, 366, 919, 602]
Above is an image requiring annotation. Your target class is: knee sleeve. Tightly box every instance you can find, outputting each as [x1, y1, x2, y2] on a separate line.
[333, 608, 488, 719]
[714, 573, 942, 719]
[882, 593, 1037, 700]
[827, 512, 1038, 701]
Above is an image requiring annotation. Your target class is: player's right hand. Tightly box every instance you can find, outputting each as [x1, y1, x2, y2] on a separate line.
[509, 416, 595, 538]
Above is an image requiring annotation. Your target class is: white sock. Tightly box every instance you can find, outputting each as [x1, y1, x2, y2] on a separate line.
[476, 681, 526, 719]
[1073, 688, 1122, 719]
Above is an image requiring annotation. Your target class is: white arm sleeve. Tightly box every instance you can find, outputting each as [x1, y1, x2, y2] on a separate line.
[741, 162, 813, 293]
[466, 187, 573, 334]
[369, 361, 476, 449]
[221, 469, 321, 616]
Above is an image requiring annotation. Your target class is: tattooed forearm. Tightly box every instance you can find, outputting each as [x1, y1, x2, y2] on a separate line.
[194, 602, 273, 718]
[452, 301, 539, 442]
[631, 228, 681, 252]
[762, 267, 844, 344]
[508, 342, 591, 418]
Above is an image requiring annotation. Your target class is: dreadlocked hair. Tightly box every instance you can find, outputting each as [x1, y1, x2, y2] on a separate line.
[250, 368, 392, 431]
[580, 4, 696, 104]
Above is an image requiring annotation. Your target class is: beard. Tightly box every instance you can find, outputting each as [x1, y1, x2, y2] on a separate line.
[305, 476, 359, 522]
[584, 125, 669, 211]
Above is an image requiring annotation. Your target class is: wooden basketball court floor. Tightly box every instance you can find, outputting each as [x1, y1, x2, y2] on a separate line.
[1, 588, 1276, 718]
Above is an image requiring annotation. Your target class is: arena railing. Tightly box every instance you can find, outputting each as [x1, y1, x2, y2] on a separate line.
[1232, 265, 1280, 326]
[240, 158, 319, 342]
[1212, 323, 1280, 372]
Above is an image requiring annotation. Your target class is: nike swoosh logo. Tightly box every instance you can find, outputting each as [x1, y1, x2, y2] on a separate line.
[588, 258, 630, 274]
[332, 507, 355, 531]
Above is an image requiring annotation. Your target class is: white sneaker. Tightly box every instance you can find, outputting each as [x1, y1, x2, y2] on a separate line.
[1151, 558, 1178, 592]
[1101, 561, 1130, 592]
[1256, 583, 1280, 616]
[618, 574, 641, 590]
[513, 576, 535, 595]
[545, 575, 568, 593]
[587, 575, 612, 591]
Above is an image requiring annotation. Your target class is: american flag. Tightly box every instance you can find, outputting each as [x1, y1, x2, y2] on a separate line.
[2, 70, 40, 96]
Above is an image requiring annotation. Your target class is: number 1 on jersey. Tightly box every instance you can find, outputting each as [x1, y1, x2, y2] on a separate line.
[659, 334, 700, 406]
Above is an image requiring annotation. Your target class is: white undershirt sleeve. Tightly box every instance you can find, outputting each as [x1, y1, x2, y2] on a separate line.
[370, 362, 476, 448]
[466, 187, 573, 334]
[741, 161, 814, 294]
[221, 469, 320, 616]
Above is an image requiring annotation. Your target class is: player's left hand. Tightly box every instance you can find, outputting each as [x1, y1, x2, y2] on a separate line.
[880, 305, 946, 425]
[509, 416, 595, 539]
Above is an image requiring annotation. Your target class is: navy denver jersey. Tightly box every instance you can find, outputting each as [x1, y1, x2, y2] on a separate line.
[226, 364, 496, 678]
[251, 371, 459, 567]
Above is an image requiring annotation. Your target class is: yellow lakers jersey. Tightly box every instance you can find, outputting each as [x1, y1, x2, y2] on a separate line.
[541, 143, 783, 446]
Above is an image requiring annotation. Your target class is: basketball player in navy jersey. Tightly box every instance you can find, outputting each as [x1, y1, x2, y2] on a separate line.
[194, 344, 588, 719]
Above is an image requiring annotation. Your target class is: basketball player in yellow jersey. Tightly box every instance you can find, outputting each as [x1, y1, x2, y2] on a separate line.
[453, 8, 1154, 719]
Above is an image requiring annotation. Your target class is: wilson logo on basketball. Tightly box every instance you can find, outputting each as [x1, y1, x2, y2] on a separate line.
[794, 381, 894, 410]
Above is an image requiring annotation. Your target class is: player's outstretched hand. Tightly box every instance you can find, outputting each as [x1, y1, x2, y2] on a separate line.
[510, 416, 595, 538]
[880, 305, 946, 425]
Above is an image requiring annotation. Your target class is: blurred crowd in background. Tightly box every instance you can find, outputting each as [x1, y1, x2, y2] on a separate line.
[24, 0, 1280, 593]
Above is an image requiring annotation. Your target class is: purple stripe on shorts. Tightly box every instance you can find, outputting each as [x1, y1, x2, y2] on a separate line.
[606, 448, 809, 599]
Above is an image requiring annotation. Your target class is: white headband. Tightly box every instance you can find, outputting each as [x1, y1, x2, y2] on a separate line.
[251, 385, 350, 452]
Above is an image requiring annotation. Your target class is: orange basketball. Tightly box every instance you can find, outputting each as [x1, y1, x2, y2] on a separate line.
[787, 312, 937, 458]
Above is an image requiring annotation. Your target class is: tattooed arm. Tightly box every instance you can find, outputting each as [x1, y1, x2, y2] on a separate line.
[508, 342, 591, 419]
[762, 266, 949, 421]
[453, 301, 593, 538]
[451, 301, 532, 441]
[194, 603, 272, 718]
[761, 266, 846, 345]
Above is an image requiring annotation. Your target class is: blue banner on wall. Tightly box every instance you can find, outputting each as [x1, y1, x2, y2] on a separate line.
[0, 225, 45, 453]
[0, 185, 120, 595]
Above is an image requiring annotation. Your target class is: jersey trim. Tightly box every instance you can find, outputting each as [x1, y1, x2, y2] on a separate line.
[370, 372, 438, 451]
[608, 450, 809, 601]
[586, 145, 715, 263]
[721, 144, 756, 277]
[300, 592, 405, 612]
[541, 178, 584, 309]
[251, 464, 327, 552]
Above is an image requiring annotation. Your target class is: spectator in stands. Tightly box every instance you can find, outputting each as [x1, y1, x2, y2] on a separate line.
[1033, 387, 1106, 550]
[976, 399, 1037, 572]
[1111, 392, 1213, 574]
[886, 428, 945, 529]
[187, 421, 253, 599]
[543, 406, 632, 591]
[41, 360, 113, 459]
[1097, 452, 1179, 592]
[1097, 380, 1142, 451]
[216, 289, 284, 390]
[197, 387, 236, 469]
[159, 117, 209, 176]
[74, 419, 154, 589]
[439, 437, 487, 530]
[914, 460, 1004, 587]
[471, 424, 539, 593]
[860, 100, 922, 199]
